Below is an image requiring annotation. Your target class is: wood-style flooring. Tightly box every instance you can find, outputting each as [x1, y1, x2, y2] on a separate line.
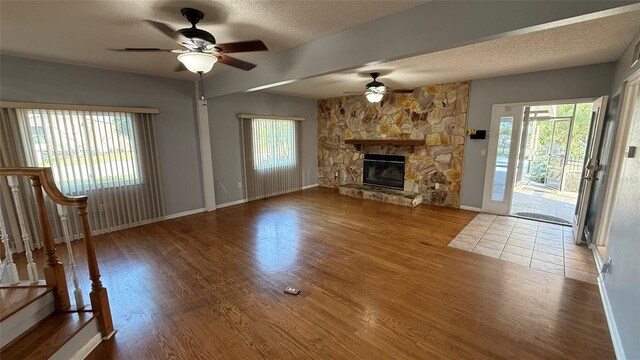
[16, 188, 614, 359]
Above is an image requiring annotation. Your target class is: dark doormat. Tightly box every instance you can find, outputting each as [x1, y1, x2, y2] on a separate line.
[514, 212, 571, 225]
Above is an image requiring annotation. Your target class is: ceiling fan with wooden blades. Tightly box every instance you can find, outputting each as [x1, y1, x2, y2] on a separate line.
[110, 8, 268, 73]
[345, 72, 413, 103]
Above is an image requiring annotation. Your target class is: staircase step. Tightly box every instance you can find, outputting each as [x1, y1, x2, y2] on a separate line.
[1, 311, 98, 360]
[0, 286, 51, 322]
[0, 286, 55, 347]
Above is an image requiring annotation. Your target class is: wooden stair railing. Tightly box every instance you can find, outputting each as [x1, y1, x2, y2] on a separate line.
[0, 167, 114, 338]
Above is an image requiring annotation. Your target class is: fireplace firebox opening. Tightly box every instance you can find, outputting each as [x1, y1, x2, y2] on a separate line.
[363, 154, 405, 190]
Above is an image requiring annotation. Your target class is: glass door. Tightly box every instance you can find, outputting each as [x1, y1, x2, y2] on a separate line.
[573, 96, 608, 244]
[483, 105, 524, 214]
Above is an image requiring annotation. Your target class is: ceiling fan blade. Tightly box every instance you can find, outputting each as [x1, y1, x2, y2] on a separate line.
[388, 89, 414, 94]
[217, 55, 257, 71]
[174, 63, 188, 72]
[144, 20, 188, 44]
[110, 48, 175, 52]
[214, 40, 268, 53]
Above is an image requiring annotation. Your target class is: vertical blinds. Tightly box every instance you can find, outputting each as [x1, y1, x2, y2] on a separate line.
[242, 118, 302, 201]
[19, 109, 164, 237]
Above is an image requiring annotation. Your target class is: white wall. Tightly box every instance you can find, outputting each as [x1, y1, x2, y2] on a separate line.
[601, 32, 640, 359]
[207, 92, 317, 205]
[0, 55, 204, 215]
[461, 63, 616, 208]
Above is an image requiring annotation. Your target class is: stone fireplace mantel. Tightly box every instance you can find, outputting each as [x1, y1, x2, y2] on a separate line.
[344, 138, 424, 152]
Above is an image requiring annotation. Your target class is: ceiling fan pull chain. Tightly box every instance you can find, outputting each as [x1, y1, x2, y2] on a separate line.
[198, 72, 206, 100]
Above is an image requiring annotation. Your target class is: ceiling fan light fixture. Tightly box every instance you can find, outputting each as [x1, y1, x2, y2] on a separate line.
[177, 52, 218, 73]
[365, 86, 385, 103]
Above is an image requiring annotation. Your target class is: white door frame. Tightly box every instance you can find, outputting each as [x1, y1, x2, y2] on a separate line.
[591, 70, 640, 256]
[482, 98, 598, 214]
[482, 104, 524, 214]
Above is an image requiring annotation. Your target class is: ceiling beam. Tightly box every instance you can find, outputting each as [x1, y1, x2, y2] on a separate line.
[204, 1, 639, 99]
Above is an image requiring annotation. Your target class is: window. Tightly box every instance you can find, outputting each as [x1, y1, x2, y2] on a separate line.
[251, 119, 297, 170]
[241, 117, 302, 201]
[491, 116, 514, 202]
[21, 109, 141, 193]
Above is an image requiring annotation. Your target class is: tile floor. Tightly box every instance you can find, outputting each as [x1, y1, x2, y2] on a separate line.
[511, 182, 578, 223]
[448, 213, 598, 283]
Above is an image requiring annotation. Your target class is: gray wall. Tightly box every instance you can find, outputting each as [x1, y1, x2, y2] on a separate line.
[207, 92, 317, 205]
[602, 32, 640, 359]
[0, 55, 204, 215]
[461, 63, 616, 208]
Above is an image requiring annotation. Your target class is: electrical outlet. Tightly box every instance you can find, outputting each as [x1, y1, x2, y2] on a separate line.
[434, 183, 440, 190]
[284, 286, 300, 295]
[237, 182, 242, 189]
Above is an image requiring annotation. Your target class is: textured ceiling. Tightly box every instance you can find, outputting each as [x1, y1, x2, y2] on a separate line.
[268, 9, 640, 99]
[0, 0, 422, 80]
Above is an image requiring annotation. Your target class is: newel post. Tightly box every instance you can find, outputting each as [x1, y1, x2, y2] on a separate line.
[30, 175, 70, 310]
[77, 203, 115, 338]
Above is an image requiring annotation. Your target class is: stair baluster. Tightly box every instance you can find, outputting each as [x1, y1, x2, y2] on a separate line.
[56, 204, 85, 309]
[30, 175, 71, 310]
[0, 204, 20, 285]
[7, 176, 38, 284]
[78, 203, 115, 337]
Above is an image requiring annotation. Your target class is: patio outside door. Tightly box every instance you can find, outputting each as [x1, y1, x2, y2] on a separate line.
[572, 96, 608, 244]
[546, 120, 571, 190]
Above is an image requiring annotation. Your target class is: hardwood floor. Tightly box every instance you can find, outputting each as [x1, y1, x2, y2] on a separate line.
[19, 187, 614, 359]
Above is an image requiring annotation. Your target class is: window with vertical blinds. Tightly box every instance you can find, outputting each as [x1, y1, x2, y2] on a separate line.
[252, 119, 297, 170]
[9, 108, 164, 237]
[242, 118, 302, 201]
[22, 109, 142, 193]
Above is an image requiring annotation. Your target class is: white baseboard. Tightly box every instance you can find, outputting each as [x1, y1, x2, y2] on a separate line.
[590, 244, 604, 271]
[69, 331, 102, 360]
[598, 276, 626, 360]
[216, 186, 316, 208]
[460, 205, 483, 212]
[216, 198, 248, 209]
[93, 208, 206, 234]
[162, 208, 206, 220]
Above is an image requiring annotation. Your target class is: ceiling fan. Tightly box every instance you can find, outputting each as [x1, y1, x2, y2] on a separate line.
[111, 8, 268, 74]
[346, 72, 413, 103]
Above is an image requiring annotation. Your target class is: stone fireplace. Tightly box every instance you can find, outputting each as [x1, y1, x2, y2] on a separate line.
[317, 81, 470, 208]
[362, 154, 405, 190]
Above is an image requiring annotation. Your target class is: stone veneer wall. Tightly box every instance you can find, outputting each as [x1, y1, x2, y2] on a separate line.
[317, 81, 470, 208]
